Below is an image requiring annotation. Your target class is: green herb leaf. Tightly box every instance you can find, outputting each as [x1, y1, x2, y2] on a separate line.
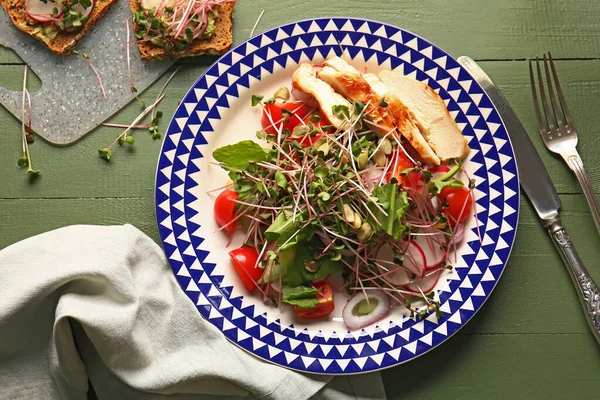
[313, 165, 329, 179]
[368, 184, 409, 240]
[265, 211, 300, 244]
[275, 171, 288, 189]
[281, 285, 320, 308]
[213, 140, 270, 171]
[251, 94, 264, 107]
[126, 136, 135, 145]
[98, 148, 112, 161]
[281, 241, 343, 286]
[26, 168, 40, 175]
[379, 97, 388, 108]
[281, 109, 293, 117]
[331, 104, 350, 120]
[17, 157, 28, 168]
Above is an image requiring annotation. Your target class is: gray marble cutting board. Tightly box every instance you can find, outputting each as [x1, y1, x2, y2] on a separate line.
[0, 0, 175, 145]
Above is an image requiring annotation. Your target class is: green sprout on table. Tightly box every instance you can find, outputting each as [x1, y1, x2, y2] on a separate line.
[17, 65, 39, 175]
[98, 66, 181, 160]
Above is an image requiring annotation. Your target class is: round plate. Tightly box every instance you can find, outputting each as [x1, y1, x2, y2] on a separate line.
[155, 18, 519, 374]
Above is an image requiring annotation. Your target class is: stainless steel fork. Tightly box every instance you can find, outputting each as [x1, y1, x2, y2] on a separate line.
[529, 52, 600, 236]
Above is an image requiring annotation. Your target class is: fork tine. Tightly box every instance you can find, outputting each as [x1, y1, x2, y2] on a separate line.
[529, 59, 548, 134]
[548, 51, 574, 128]
[543, 53, 568, 134]
[535, 56, 557, 133]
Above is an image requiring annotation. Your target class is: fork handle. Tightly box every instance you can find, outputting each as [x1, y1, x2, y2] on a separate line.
[545, 217, 600, 343]
[565, 153, 600, 236]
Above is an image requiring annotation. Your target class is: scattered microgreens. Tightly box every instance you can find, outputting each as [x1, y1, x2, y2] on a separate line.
[98, 94, 165, 161]
[212, 89, 472, 317]
[72, 50, 107, 101]
[18, 66, 39, 175]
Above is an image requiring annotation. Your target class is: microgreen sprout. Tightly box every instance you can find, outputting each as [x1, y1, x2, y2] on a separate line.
[72, 50, 107, 101]
[18, 66, 39, 175]
[98, 94, 165, 161]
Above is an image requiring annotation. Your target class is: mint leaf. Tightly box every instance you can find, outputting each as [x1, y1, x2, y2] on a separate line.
[282, 285, 320, 308]
[368, 184, 409, 240]
[213, 140, 269, 171]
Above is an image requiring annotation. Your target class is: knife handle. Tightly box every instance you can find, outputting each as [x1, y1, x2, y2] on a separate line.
[546, 218, 600, 343]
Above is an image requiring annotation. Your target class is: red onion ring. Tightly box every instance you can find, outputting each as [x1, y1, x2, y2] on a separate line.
[342, 290, 391, 330]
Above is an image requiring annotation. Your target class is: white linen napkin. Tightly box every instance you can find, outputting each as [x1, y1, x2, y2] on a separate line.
[0, 225, 386, 400]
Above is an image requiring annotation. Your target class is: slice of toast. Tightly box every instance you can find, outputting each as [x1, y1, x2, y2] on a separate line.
[0, 0, 117, 55]
[129, 1, 234, 61]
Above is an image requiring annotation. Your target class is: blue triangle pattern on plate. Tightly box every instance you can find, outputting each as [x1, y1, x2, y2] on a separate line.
[154, 18, 520, 374]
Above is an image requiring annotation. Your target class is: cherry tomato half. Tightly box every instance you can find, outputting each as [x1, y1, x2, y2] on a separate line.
[387, 151, 421, 188]
[295, 281, 335, 319]
[229, 247, 263, 291]
[214, 189, 239, 233]
[437, 186, 473, 224]
[287, 114, 335, 147]
[261, 102, 312, 136]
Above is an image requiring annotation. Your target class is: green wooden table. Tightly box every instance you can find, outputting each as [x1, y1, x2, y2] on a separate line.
[2, 0, 600, 398]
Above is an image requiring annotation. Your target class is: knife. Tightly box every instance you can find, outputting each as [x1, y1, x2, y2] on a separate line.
[457, 56, 600, 344]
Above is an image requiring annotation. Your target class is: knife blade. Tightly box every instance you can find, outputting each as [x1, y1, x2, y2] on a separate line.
[457, 56, 560, 222]
[457, 56, 600, 344]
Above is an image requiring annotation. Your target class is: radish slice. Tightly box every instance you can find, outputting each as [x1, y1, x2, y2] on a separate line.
[376, 242, 425, 286]
[402, 240, 426, 278]
[72, 0, 94, 20]
[404, 270, 442, 295]
[342, 290, 390, 330]
[376, 243, 410, 286]
[26, 0, 63, 22]
[450, 223, 465, 246]
[413, 233, 448, 270]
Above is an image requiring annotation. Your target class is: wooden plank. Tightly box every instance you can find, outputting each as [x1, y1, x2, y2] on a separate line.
[2, 60, 600, 199]
[2, 194, 600, 338]
[382, 333, 600, 400]
[2, 0, 600, 65]
[0, 198, 159, 251]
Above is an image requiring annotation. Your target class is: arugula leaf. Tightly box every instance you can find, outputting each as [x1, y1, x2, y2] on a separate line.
[368, 184, 409, 240]
[281, 241, 344, 286]
[213, 140, 270, 171]
[282, 285, 320, 308]
[265, 211, 300, 244]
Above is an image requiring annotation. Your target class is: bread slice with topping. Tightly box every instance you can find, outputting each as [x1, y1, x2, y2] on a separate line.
[129, 0, 234, 61]
[1, 0, 117, 55]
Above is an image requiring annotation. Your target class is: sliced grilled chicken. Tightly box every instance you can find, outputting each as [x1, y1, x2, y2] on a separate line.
[363, 73, 441, 165]
[317, 57, 396, 137]
[292, 63, 351, 130]
[379, 70, 470, 161]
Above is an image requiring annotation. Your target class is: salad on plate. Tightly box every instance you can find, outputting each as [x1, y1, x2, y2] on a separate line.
[211, 56, 475, 330]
